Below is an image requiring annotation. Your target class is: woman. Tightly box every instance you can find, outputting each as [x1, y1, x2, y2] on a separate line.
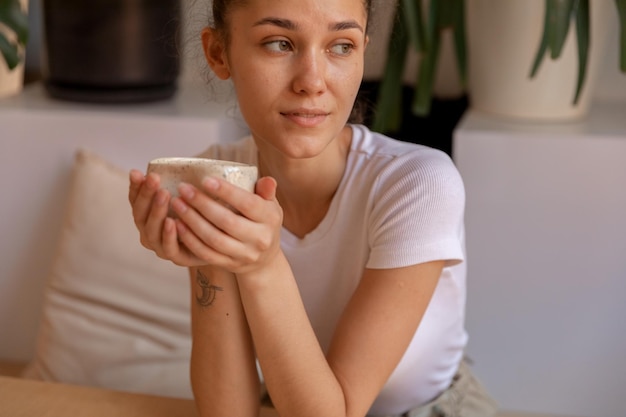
[129, 0, 497, 416]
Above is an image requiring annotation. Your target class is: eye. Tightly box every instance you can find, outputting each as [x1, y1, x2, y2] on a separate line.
[264, 40, 292, 53]
[329, 43, 354, 56]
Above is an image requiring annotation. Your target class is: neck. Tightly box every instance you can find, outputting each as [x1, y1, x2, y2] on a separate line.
[256, 128, 352, 238]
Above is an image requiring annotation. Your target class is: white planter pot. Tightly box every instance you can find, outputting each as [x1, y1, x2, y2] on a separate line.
[0, 0, 27, 99]
[466, 0, 615, 121]
[0, 61, 25, 99]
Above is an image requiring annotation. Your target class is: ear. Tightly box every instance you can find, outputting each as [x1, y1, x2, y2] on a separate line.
[201, 27, 230, 80]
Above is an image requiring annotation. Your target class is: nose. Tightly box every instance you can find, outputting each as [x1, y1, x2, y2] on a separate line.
[292, 49, 327, 95]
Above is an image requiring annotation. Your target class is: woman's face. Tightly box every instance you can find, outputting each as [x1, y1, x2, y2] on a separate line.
[207, 0, 368, 160]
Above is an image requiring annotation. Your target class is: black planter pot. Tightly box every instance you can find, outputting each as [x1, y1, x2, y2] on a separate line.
[42, 0, 181, 103]
[358, 81, 468, 158]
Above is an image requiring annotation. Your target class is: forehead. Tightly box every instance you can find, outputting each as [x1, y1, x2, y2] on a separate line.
[232, 0, 368, 28]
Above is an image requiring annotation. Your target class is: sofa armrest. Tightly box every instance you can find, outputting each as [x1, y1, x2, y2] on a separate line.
[0, 360, 28, 377]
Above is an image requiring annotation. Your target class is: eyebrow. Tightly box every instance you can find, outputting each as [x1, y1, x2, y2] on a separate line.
[253, 17, 364, 33]
[331, 20, 364, 33]
[254, 17, 298, 31]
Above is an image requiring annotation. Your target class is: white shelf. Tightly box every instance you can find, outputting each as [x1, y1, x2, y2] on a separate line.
[456, 100, 626, 140]
[453, 102, 626, 417]
[1, 81, 237, 117]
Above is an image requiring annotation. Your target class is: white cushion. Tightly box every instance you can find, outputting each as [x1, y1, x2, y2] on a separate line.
[22, 149, 192, 399]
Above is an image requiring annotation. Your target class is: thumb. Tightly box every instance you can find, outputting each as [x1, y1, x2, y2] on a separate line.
[255, 176, 278, 201]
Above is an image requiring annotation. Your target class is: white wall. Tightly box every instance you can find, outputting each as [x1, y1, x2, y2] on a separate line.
[454, 102, 626, 417]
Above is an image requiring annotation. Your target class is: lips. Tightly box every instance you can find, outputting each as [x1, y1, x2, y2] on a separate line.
[281, 108, 330, 127]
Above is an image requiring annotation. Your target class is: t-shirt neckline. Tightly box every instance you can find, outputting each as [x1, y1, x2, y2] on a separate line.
[280, 125, 361, 246]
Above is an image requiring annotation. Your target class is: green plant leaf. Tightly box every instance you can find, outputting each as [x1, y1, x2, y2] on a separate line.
[549, 0, 575, 59]
[573, 0, 589, 104]
[0, 0, 29, 45]
[616, 0, 626, 72]
[412, 0, 442, 116]
[372, 2, 409, 133]
[401, 0, 427, 53]
[451, 0, 467, 87]
[411, 0, 466, 116]
[530, 0, 552, 78]
[438, 0, 454, 27]
[0, 31, 19, 70]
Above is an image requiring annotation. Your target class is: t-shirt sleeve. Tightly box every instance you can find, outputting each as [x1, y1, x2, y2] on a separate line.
[366, 149, 466, 270]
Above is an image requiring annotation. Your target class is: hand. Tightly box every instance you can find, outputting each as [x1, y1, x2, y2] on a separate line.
[128, 169, 208, 266]
[172, 176, 283, 274]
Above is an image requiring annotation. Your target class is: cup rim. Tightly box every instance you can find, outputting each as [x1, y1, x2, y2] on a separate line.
[148, 157, 253, 168]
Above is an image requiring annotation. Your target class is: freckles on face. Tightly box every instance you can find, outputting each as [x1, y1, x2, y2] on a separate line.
[221, 0, 367, 157]
[225, 0, 368, 87]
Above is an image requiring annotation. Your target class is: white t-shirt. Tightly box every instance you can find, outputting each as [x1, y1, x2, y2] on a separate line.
[198, 124, 468, 415]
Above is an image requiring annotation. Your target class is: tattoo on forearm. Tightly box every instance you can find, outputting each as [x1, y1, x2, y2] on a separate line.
[195, 270, 223, 307]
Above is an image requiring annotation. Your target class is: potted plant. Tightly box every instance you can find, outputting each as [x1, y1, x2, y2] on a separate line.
[467, 0, 626, 120]
[373, 0, 626, 128]
[372, 0, 466, 133]
[530, 0, 626, 105]
[0, 0, 29, 98]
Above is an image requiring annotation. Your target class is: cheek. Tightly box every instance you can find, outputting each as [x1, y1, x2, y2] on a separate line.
[335, 62, 363, 101]
[233, 75, 279, 125]
[232, 61, 285, 98]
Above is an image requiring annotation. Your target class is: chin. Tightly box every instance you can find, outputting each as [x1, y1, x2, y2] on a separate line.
[252, 119, 348, 158]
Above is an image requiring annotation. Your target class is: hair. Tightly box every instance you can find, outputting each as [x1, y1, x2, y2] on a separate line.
[207, 0, 375, 124]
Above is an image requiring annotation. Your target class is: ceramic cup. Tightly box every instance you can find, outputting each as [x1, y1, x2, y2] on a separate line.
[146, 157, 258, 199]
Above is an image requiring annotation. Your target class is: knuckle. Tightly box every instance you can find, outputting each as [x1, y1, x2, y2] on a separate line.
[139, 236, 151, 249]
[240, 252, 258, 266]
[270, 206, 283, 226]
[218, 212, 237, 231]
[239, 198, 256, 214]
[206, 233, 227, 252]
[256, 235, 272, 252]
[196, 249, 214, 264]
[139, 185, 153, 199]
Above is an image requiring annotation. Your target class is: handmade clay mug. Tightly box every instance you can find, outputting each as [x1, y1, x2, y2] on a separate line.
[146, 157, 258, 199]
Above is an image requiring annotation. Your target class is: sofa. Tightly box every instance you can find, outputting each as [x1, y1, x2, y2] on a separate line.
[0, 82, 246, 394]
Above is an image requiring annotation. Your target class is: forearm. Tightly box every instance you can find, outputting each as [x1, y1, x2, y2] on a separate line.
[189, 266, 260, 417]
[236, 252, 347, 417]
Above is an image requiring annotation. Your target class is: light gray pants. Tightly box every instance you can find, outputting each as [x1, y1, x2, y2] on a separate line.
[378, 360, 498, 417]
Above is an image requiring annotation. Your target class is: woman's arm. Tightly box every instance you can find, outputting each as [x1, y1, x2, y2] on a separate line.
[189, 265, 260, 417]
[129, 172, 264, 416]
[174, 177, 445, 417]
[237, 256, 443, 417]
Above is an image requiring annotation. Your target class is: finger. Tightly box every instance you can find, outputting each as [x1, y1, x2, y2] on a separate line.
[194, 179, 281, 252]
[176, 182, 260, 246]
[142, 188, 171, 246]
[200, 176, 266, 221]
[160, 217, 202, 266]
[174, 218, 236, 266]
[128, 169, 145, 204]
[132, 173, 161, 225]
[172, 195, 248, 257]
[255, 176, 278, 201]
[159, 216, 179, 258]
